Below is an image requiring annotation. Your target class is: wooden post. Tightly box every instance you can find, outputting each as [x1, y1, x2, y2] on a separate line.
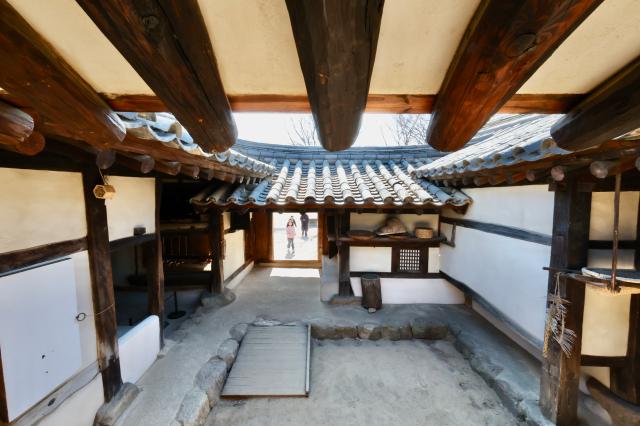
[251, 210, 271, 262]
[144, 178, 165, 347]
[208, 209, 224, 294]
[337, 211, 352, 296]
[540, 178, 591, 425]
[82, 169, 122, 402]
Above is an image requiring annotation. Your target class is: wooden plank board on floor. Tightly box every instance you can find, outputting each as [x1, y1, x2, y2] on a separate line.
[222, 324, 309, 397]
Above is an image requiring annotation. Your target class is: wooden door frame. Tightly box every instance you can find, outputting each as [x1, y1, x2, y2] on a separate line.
[260, 210, 323, 268]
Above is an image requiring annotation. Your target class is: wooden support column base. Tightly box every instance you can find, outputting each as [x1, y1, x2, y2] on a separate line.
[100, 357, 123, 402]
[540, 277, 585, 426]
[338, 244, 352, 296]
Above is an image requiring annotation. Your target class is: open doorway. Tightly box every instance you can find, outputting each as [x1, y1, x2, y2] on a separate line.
[272, 212, 319, 262]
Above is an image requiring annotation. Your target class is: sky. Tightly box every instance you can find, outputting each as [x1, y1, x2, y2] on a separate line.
[233, 112, 414, 147]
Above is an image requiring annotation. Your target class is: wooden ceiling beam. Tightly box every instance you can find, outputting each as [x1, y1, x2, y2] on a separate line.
[100, 93, 583, 114]
[285, 0, 384, 151]
[551, 56, 640, 151]
[0, 1, 125, 147]
[77, 0, 236, 153]
[426, 0, 602, 152]
[0, 100, 45, 155]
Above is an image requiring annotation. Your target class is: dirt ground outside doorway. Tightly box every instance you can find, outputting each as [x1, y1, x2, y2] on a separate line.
[272, 212, 318, 261]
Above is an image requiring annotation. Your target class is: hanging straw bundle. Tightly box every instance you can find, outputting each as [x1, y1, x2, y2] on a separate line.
[543, 273, 577, 357]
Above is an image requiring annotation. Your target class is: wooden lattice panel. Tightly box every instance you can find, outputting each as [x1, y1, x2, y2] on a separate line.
[398, 249, 422, 273]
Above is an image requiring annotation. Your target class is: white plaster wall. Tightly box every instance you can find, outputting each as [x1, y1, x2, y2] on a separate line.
[582, 287, 631, 357]
[581, 191, 639, 363]
[350, 247, 392, 272]
[118, 315, 160, 384]
[38, 374, 104, 426]
[321, 255, 339, 301]
[0, 168, 86, 252]
[70, 251, 98, 369]
[350, 277, 464, 304]
[226, 262, 254, 290]
[224, 230, 245, 280]
[105, 176, 155, 241]
[444, 185, 554, 235]
[589, 192, 638, 240]
[350, 213, 439, 233]
[440, 223, 550, 340]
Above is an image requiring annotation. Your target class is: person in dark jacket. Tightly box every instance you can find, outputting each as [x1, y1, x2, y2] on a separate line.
[300, 212, 309, 238]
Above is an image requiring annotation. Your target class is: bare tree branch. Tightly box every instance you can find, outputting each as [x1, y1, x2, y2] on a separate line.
[386, 115, 430, 146]
[288, 115, 320, 146]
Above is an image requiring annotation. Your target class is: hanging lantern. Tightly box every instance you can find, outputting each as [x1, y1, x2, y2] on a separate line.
[93, 184, 116, 199]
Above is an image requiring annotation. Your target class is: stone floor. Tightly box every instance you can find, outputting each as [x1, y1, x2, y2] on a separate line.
[115, 266, 575, 426]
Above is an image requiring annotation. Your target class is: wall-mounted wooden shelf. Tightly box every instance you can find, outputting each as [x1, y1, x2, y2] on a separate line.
[330, 235, 445, 248]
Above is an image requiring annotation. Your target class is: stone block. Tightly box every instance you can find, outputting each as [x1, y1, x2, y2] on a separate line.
[410, 318, 448, 340]
[229, 323, 249, 342]
[194, 357, 227, 406]
[357, 323, 382, 340]
[94, 382, 140, 426]
[217, 338, 239, 369]
[175, 387, 209, 426]
[380, 323, 412, 341]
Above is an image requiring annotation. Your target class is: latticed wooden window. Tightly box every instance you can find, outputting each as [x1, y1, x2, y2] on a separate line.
[391, 247, 428, 275]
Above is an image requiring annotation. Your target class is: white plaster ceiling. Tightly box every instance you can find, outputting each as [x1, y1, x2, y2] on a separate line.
[519, 0, 640, 94]
[6, 0, 153, 96]
[5, 0, 640, 98]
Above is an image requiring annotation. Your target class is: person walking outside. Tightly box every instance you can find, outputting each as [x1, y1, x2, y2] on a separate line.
[286, 216, 297, 254]
[300, 212, 309, 239]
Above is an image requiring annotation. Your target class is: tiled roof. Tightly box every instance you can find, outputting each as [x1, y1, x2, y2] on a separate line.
[190, 152, 470, 208]
[413, 115, 567, 179]
[116, 112, 275, 178]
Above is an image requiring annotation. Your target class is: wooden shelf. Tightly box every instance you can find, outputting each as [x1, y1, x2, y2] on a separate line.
[331, 235, 445, 248]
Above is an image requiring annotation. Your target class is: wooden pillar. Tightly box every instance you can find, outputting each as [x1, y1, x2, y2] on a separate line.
[144, 178, 165, 347]
[208, 209, 224, 294]
[337, 211, 352, 296]
[244, 211, 254, 263]
[82, 169, 122, 402]
[540, 178, 591, 425]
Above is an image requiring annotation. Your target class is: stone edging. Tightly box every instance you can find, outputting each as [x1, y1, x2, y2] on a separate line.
[172, 317, 447, 426]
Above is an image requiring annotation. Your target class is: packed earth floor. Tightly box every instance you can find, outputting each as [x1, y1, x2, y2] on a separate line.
[115, 267, 577, 426]
[208, 339, 516, 426]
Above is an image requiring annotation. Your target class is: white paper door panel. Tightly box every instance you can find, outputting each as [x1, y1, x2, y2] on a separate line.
[0, 258, 82, 421]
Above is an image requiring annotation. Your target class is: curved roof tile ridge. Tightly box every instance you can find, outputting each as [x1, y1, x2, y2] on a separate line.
[414, 114, 566, 179]
[116, 112, 275, 178]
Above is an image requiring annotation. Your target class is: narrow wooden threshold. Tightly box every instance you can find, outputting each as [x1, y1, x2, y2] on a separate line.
[222, 324, 310, 398]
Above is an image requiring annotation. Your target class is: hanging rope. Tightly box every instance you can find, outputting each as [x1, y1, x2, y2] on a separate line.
[609, 172, 622, 293]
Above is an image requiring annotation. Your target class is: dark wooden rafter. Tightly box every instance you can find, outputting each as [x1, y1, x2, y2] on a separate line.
[82, 169, 122, 402]
[0, 1, 125, 147]
[552, 55, 640, 151]
[77, 0, 237, 153]
[100, 93, 583, 114]
[286, 0, 384, 151]
[0, 100, 44, 155]
[426, 0, 602, 152]
[0, 238, 87, 274]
